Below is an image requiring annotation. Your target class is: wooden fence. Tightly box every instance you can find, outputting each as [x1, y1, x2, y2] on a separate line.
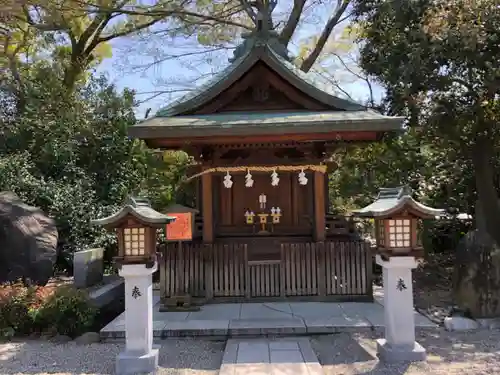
[159, 240, 372, 301]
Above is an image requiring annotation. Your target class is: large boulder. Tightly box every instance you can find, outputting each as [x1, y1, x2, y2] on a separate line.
[0, 192, 57, 285]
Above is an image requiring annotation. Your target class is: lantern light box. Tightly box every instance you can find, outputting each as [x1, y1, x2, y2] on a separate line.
[352, 186, 444, 258]
[91, 197, 176, 267]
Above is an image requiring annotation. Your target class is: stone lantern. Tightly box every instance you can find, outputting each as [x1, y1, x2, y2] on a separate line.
[92, 197, 175, 375]
[354, 186, 443, 259]
[352, 186, 444, 363]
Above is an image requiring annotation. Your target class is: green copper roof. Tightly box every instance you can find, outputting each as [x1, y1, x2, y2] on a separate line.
[154, 40, 366, 118]
[352, 186, 445, 219]
[129, 15, 405, 141]
[92, 197, 176, 228]
[128, 111, 403, 139]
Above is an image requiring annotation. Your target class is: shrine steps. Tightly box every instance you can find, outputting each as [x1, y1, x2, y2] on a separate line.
[100, 300, 437, 341]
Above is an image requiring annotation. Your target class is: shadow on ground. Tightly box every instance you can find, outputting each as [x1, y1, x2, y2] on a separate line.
[0, 338, 224, 374]
[310, 329, 500, 374]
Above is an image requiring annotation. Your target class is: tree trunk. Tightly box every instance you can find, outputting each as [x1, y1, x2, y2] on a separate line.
[471, 131, 500, 246]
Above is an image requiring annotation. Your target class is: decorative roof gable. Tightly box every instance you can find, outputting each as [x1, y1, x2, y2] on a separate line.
[92, 197, 176, 228]
[128, 2, 404, 143]
[155, 41, 367, 118]
[352, 186, 445, 219]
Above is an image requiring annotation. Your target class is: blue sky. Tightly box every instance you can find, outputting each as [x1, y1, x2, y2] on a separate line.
[95, 2, 384, 119]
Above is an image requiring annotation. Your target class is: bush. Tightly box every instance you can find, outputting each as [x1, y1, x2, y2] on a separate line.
[0, 281, 36, 337]
[0, 282, 97, 339]
[422, 218, 472, 254]
[31, 286, 98, 337]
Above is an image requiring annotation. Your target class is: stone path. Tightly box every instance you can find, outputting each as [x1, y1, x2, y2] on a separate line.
[220, 338, 323, 375]
[101, 293, 437, 340]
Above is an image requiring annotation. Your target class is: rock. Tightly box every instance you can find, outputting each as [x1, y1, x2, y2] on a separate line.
[444, 316, 479, 331]
[477, 318, 500, 329]
[453, 228, 500, 318]
[0, 192, 57, 285]
[50, 334, 72, 344]
[73, 248, 104, 288]
[74, 332, 101, 345]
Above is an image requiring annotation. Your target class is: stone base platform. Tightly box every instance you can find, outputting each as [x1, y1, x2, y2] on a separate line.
[101, 297, 437, 340]
[377, 339, 427, 362]
[115, 346, 159, 375]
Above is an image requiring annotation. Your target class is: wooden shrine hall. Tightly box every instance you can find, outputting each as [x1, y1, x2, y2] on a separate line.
[128, 6, 404, 305]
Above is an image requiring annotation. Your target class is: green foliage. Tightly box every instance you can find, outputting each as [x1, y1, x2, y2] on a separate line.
[423, 219, 472, 254]
[348, 0, 500, 246]
[0, 65, 187, 271]
[0, 282, 98, 338]
[0, 281, 35, 337]
[1, 0, 254, 92]
[31, 286, 97, 337]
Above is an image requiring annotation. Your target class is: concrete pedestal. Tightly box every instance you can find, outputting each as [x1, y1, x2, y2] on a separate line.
[376, 255, 426, 363]
[116, 262, 158, 375]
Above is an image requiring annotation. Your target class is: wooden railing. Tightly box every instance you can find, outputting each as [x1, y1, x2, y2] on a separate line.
[159, 240, 372, 301]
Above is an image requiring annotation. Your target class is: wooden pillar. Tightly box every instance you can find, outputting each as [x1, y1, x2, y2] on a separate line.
[195, 177, 201, 211]
[201, 172, 214, 243]
[324, 172, 330, 213]
[204, 244, 214, 300]
[159, 245, 167, 300]
[313, 171, 326, 242]
[316, 242, 326, 296]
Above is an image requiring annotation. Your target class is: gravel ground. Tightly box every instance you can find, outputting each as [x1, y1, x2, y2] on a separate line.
[311, 329, 500, 375]
[2, 330, 500, 375]
[0, 338, 225, 375]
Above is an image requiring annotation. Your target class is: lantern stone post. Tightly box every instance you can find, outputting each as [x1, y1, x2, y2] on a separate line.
[92, 197, 175, 375]
[352, 186, 444, 363]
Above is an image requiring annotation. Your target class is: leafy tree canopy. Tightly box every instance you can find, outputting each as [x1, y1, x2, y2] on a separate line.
[352, 0, 500, 244]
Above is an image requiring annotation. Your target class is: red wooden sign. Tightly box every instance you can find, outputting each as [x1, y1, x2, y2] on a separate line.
[166, 212, 193, 241]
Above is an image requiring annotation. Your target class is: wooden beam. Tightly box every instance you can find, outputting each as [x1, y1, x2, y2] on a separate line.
[313, 171, 326, 242]
[201, 172, 214, 243]
[148, 131, 379, 148]
[200, 157, 324, 168]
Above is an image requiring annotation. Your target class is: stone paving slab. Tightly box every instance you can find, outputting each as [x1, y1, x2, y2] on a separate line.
[304, 315, 372, 334]
[186, 304, 241, 320]
[163, 319, 230, 337]
[100, 301, 438, 340]
[219, 337, 323, 375]
[229, 318, 306, 336]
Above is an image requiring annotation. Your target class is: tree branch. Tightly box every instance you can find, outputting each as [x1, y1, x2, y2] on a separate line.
[77, 12, 112, 52]
[96, 18, 160, 45]
[86, 5, 251, 30]
[300, 0, 351, 73]
[135, 88, 195, 105]
[279, 0, 306, 47]
[332, 52, 375, 105]
[21, 5, 63, 31]
[316, 69, 354, 100]
[239, 0, 257, 23]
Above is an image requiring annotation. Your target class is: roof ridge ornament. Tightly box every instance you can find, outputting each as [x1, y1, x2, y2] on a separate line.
[126, 196, 151, 208]
[230, 0, 290, 63]
[252, 0, 277, 33]
[377, 186, 414, 200]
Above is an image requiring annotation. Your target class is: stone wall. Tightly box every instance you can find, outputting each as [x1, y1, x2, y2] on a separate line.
[73, 248, 104, 288]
